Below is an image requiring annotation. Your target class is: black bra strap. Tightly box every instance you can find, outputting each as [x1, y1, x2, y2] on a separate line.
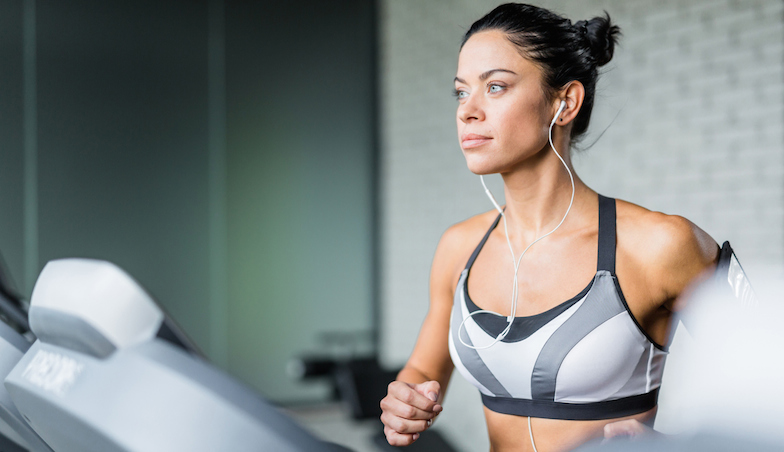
[465, 213, 503, 270]
[469, 197, 617, 273]
[597, 195, 617, 273]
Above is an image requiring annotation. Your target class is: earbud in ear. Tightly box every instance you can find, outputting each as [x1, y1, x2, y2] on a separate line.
[552, 100, 567, 125]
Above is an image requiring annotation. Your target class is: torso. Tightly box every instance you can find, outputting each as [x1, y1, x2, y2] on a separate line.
[461, 196, 672, 347]
[484, 406, 656, 452]
[467, 202, 597, 320]
[442, 192, 715, 451]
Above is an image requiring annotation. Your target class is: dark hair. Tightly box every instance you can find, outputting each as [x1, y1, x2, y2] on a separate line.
[461, 3, 621, 141]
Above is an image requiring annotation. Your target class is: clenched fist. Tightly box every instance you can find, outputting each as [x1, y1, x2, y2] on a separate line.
[380, 380, 443, 446]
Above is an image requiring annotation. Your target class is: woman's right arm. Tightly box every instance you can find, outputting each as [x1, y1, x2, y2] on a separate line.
[380, 224, 465, 446]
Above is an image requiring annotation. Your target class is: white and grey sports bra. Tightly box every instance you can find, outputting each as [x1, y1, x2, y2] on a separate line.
[448, 195, 667, 420]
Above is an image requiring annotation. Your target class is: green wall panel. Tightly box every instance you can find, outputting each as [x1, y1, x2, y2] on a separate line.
[226, 0, 375, 402]
[0, 0, 376, 405]
[35, 0, 213, 350]
[0, 0, 25, 290]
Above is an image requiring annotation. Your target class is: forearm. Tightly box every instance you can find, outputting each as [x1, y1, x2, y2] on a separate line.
[397, 365, 433, 384]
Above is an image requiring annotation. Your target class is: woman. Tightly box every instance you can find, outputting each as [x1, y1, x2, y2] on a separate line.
[380, 3, 718, 452]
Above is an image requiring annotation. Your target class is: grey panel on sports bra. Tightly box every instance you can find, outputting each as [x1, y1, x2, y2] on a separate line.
[464, 279, 591, 343]
[530, 271, 625, 401]
[451, 270, 512, 398]
[609, 343, 650, 398]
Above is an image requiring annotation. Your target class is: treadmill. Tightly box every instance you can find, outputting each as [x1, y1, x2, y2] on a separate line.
[4, 258, 347, 451]
[0, 253, 54, 452]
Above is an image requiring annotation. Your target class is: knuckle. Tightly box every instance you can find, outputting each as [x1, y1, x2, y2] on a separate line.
[384, 425, 396, 437]
[392, 419, 409, 433]
[389, 437, 408, 447]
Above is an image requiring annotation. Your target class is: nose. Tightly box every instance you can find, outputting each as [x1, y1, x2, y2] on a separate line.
[457, 94, 484, 124]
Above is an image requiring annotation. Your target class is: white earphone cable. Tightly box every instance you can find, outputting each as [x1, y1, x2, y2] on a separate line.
[457, 101, 574, 352]
[528, 416, 538, 452]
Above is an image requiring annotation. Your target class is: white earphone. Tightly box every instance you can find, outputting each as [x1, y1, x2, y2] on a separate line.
[460, 99, 574, 350]
[553, 100, 567, 125]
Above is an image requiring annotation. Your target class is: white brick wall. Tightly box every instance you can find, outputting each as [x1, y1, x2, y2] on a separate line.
[380, 1, 783, 450]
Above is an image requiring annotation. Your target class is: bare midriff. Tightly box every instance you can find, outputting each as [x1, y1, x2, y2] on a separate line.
[484, 405, 657, 452]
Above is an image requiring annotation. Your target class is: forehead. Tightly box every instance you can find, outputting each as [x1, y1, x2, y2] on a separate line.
[456, 30, 540, 80]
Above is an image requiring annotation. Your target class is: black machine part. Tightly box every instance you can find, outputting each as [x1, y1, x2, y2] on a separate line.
[714, 241, 757, 307]
[0, 253, 31, 335]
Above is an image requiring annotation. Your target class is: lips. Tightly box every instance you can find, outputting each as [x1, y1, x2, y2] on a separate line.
[461, 133, 492, 149]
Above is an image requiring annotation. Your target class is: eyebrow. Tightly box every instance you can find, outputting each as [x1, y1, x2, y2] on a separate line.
[454, 68, 518, 84]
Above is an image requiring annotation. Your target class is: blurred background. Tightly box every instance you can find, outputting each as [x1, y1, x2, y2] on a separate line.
[1, 0, 376, 406]
[0, 0, 782, 451]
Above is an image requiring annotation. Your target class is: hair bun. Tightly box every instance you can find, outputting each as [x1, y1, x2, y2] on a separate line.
[583, 12, 621, 67]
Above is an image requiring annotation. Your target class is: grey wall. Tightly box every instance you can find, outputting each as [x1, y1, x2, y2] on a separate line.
[0, 0, 376, 405]
[379, 1, 784, 450]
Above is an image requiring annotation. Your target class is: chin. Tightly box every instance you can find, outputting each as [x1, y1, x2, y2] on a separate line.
[465, 164, 501, 176]
[463, 156, 504, 176]
[462, 147, 516, 175]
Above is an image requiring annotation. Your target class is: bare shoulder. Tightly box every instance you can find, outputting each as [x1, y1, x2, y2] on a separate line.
[615, 199, 719, 301]
[432, 209, 500, 288]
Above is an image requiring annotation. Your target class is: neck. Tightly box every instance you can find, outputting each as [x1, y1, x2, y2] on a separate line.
[499, 137, 589, 239]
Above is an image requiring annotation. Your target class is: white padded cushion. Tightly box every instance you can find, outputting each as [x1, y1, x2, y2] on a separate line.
[30, 259, 163, 352]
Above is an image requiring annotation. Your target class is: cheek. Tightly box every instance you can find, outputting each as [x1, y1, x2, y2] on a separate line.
[495, 102, 545, 142]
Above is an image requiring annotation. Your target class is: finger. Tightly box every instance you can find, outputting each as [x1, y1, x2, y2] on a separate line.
[380, 395, 438, 420]
[388, 381, 439, 412]
[384, 425, 419, 446]
[380, 411, 430, 435]
[603, 420, 646, 439]
[415, 380, 441, 403]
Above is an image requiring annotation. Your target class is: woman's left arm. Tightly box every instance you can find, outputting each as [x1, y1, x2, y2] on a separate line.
[604, 213, 719, 440]
[657, 215, 721, 313]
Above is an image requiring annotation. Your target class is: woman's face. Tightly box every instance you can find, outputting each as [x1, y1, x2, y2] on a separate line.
[455, 30, 554, 175]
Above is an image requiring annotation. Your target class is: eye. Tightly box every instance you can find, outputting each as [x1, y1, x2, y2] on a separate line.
[488, 84, 505, 94]
[453, 89, 469, 100]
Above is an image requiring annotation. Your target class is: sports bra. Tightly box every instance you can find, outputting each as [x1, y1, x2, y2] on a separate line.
[448, 195, 668, 420]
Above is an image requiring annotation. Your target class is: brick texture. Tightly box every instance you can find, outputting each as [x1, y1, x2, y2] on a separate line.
[379, 1, 783, 449]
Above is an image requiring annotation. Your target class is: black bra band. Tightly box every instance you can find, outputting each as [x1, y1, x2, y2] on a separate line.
[481, 388, 659, 421]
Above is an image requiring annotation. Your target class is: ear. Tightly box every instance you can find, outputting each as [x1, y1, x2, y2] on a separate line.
[554, 81, 585, 126]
